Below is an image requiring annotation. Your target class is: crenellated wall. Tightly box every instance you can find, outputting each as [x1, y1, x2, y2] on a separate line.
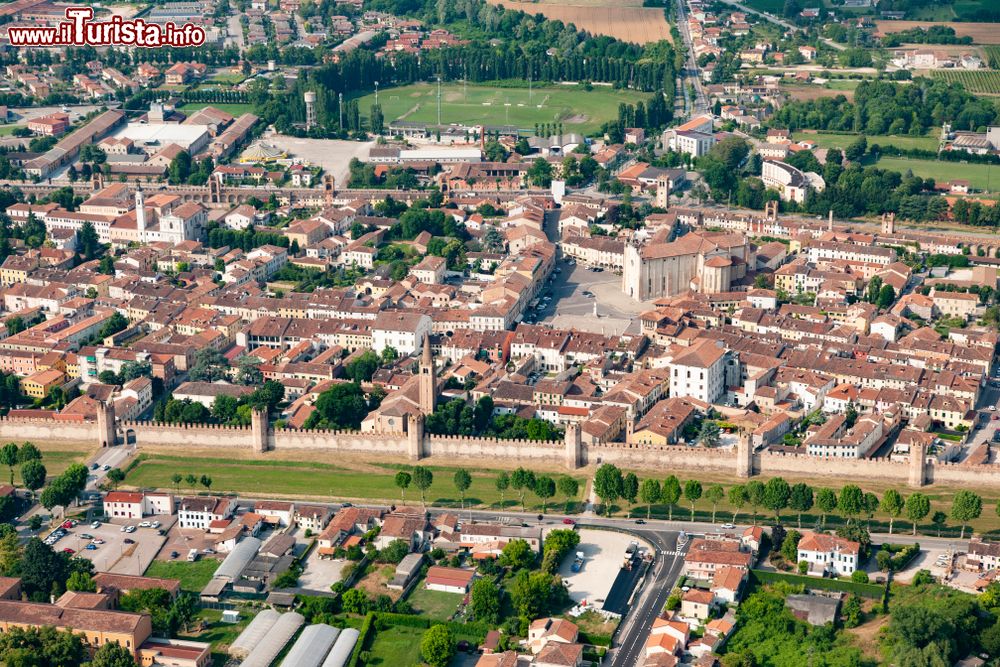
[8, 415, 1000, 489]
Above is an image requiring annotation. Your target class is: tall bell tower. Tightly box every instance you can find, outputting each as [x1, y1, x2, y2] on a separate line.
[419, 335, 436, 415]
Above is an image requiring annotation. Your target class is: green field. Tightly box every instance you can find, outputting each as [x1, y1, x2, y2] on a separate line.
[875, 156, 998, 191]
[354, 82, 651, 135]
[177, 102, 256, 117]
[365, 624, 425, 666]
[0, 125, 20, 137]
[124, 453, 586, 509]
[743, 0, 784, 12]
[144, 559, 220, 592]
[407, 584, 463, 621]
[792, 131, 940, 152]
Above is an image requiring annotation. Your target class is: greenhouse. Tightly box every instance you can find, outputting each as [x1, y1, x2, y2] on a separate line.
[240, 611, 305, 667]
[321, 627, 361, 667]
[279, 623, 341, 667]
[228, 608, 279, 659]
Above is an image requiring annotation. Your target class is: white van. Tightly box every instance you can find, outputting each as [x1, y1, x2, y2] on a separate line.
[187, 549, 199, 562]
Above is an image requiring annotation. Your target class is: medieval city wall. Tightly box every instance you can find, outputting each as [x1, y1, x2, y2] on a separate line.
[8, 416, 1000, 488]
[0, 417, 99, 443]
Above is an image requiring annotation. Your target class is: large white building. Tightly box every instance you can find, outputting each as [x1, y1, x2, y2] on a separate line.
[668, 339, 728, 404]
[372, 311, 432, 356]
[797, 531, 860, 577]
[761, 159, 825, 203]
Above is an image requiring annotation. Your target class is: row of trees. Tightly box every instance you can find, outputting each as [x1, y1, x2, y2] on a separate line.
[591, 464, 986, 538]
[392, 466, 580, 513]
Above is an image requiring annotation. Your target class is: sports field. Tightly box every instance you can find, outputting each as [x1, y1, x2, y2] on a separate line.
[356, 82, 651, 134]
[792, 131, 940, 152]
[875, 156, 998, 191]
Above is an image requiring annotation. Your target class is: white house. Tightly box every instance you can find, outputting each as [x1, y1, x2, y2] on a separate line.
[253, 500, 295, 527]
[104, 491, 145, 519]
[177, 496, 237, 530]
[797, 531, 860, 577]
[424, 566, 475, 594]
[668, 339, 727, 404]
[372, 311, 432, 356]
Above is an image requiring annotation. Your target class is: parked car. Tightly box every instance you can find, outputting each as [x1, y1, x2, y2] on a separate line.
[85, 544, 97, 551]
[92, 539, 104, 545]
[79, 533, 93, 540]
[62, 548, 75, 555]
[170, 551, 179, 559]
[721, 523, 736, 530]
[123, 538, 135, 545]
[138, 521, 151, 528]
[125, 525, 136, 533]
[151, 521, 161, 529]
[102, 464, 110, 470]
[91, 521, 101, 529]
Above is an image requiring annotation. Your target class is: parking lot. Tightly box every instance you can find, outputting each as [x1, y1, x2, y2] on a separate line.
[295, 537, 349, 595]
[155, 525, 220, 564]
[45, 517, 169, 575]
[558, 529, 645, 607]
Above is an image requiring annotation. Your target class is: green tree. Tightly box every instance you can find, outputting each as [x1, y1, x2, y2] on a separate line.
[0, 443, 17, 486]
[20, 459, 45, 493]
[593, 464, 623, 516]
[746, 480, 766, 525]
[394, 470, 411, 504]
[78, 220, 103, 260]
[170, 473, 182, 492]
[729, 484, 748, 524]
[698, 420, 721, 447]
[453, 469, 471, 510]
[106, 468, 125, 491]
[788, 483, 813, 529]
[780, 529, 801, 562]
[469, 578, 501, 625]
[877, 284, 896, 309]
[412, 466, 433, 510]
[534, 475, 555, 513]
[511, 467, 536, 512]
[838, 485, 864, 526]
[639, 478, 661, 519]
[881, 489, 905, 535]
[622, 472, 639, 510]
[932, 511, 948, 536]
[905, 492, 931, 535]
[527, 158, 553, 187]
[499, 539, 535, 571]
[816, 488, 838, 526]
[307, 382, 368, 430]
[91, 640, 137, 666]
[951, 490, 982, 539]
[495, 471, 510, 508]
[661, 475, 681, 521]
[683, 479, 702, 522]
[557, 476, 579, 513]
[763, 477, 790, 523]
[66, 571, 96, 592]
[705, 484, 725, 523]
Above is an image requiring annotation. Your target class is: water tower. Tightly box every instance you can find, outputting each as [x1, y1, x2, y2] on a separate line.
[304, 91, 317, 130]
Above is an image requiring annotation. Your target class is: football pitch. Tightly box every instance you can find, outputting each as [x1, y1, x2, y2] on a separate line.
[354, 82, 652, 135]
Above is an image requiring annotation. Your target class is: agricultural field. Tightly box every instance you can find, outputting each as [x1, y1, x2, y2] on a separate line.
[781, 83, 856, 102]
[354, 82, 650, 135]
[985, 45, 1000, 68]
[931, 69, 1000, 96]
[792, 131, 940, 152]
[742, 0, 785, 12]
[487, 0, 672, 44]
[875, 156, 999, 192]
[874, 20, 1000, 44]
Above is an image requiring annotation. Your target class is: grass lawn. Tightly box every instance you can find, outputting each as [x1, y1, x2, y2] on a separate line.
[407, 583, 464, 621]
[179, 608, 247, 666]
[38, 448, 92, 477]
[792, 131, 939, 152]
[825, 79, 863, 91]
[743, 0, 784, 12]
[144, 559, 219, 592]
[177, 102, 256, 116]
[207, 73, 246, 84]
[875, 156, 999, 191]
[124, 454, 586, 510]
[353, 82, 650, 135]
[365, 624, 425, 667]
[0, 125, 21, 136]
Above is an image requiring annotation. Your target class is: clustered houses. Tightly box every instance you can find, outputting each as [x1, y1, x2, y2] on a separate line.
[631, 528, 763, 665]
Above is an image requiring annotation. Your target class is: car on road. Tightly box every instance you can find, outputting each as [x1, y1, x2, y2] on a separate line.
[635, 519, 646, 524]
[562, 518, 575, 525]
[102, 464, 111, 470]
[91, 463, 99, 470]
[720, 523, 735, 530]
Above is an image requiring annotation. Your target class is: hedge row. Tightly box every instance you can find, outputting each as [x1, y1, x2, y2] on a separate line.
[750, 569, 885, 599]
[347, 612, 376, 667]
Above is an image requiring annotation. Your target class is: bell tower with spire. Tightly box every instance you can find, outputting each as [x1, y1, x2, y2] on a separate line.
[135, 182, 146, 234]
[419, 335, 436, 415]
